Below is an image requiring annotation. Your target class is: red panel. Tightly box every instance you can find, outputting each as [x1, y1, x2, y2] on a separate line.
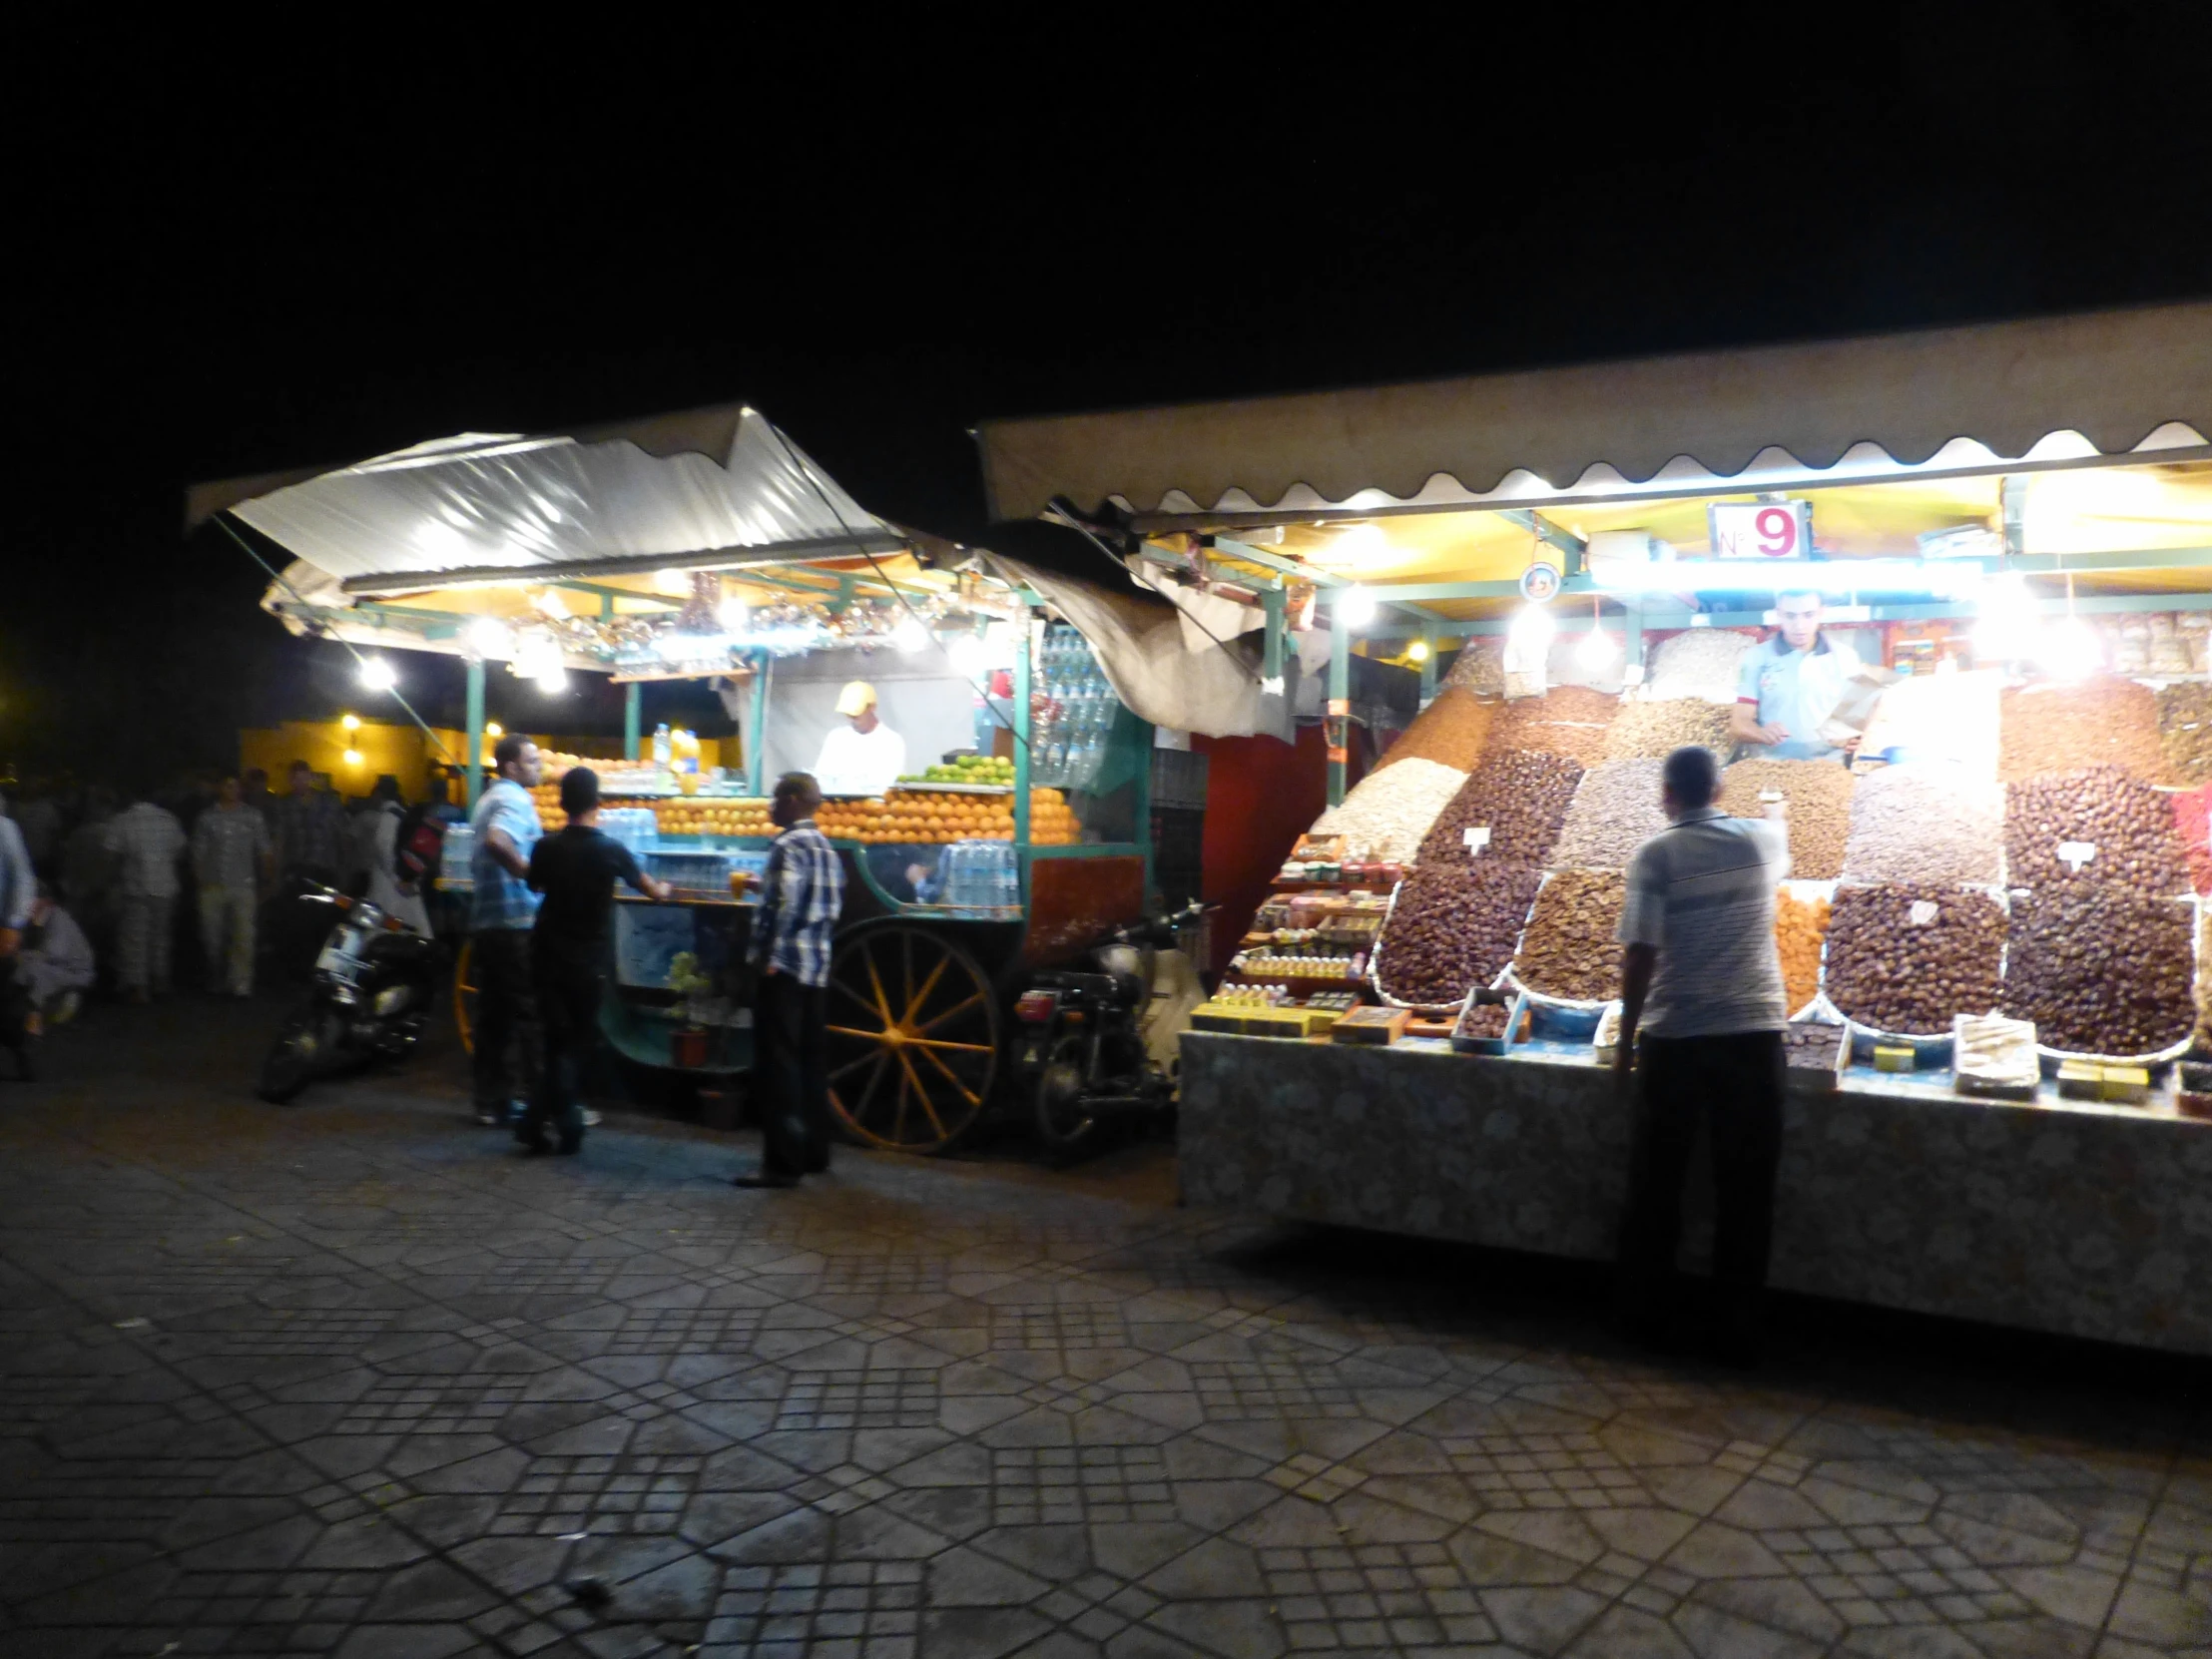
[1193, 726, 1349, 976]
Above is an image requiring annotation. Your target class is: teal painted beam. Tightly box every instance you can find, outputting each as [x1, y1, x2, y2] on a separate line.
[624, 683, 642, 762]
[1013, 623, 1033, 880]
[1262, 585, 1286, 686]
[1495, 509, 1586, 575]
[1328, 622, 1351, 808]
[464, 658, 486, 808]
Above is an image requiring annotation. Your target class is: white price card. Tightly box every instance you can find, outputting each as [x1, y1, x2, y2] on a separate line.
[2056, 840, 2097, 872]
[1908, 899, 1940, 926]
[1463, 827, 1491, 854]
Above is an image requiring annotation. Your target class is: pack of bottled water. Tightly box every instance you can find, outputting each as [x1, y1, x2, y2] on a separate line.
[438, 823, 476, 889]
[1035, 624, 1117, 792]
[599, 808, 659, 860]
[937, 839, 1019, 913]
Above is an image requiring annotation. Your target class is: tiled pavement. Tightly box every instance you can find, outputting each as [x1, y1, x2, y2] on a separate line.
[1, 999, 2208, 1657]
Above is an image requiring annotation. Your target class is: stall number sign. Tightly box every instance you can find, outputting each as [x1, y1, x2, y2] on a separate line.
[1710, 499, 1813, 560]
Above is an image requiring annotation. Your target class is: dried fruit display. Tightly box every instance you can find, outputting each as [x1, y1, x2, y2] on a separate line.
[2002, 765, 2190, 896]
[1551, 761, 1669, 870]
[1718, 760, 1857, 880]
[1775, 889, 1832, 1016]
[1310, 758, 1467, 864]
[1415, 750, 1584, 867]
[1489, 686, 1621, 766]
[2174, 786, 2212, 895]
[1999, 677, 2171, 784]
[1513, 869, 1627, 1003]
[2154, 682, 2212, 784]
[1458, 1001, 1514, 1040]
[1843, 764, 2003, 886]
[1377, 689, 1494, 774]
[1823, 883, 2006, 1036]
[1601, 699, 1735, 762]
[2004, 885, 2195, 1057]
[1644, 628, 1758, 704]
[1375, 860, 1542, 1007]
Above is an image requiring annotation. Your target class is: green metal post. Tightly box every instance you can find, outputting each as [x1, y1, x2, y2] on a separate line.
[1418, 629, 1438, 702]
[1013, 619, 1033, 902]
[1134, 720, 1155, 909]
[623, 683, 642, 762]
[1261, 585, 1286, 688]
[1328, 613, 1351, 807]
[746, 652, 772, 796]
[464, 658, 486, 808]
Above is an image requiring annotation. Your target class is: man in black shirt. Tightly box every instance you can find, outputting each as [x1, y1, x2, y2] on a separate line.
[523, 767, 671, 1153]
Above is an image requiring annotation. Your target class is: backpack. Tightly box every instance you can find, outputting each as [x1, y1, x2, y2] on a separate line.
[394, 802, 444, 887]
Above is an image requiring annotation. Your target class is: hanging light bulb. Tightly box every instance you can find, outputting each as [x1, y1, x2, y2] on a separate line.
[1574, 598, 1617, 671]
[341, 748, 363, 768]
[947, 631, 990, 680]
[534, 588, 570, 620]
[465, 617, 512, 659]
[717, 597, 751, 635]
[1336, 587, 1379, 628]
[2037, 572, 2103, 682]
[1507, 603, 1556, 654]
[535, 666, 570, 695]
[340, 713, 361, 732]
[1403, 639, 1430, 665]
[357, 657, 397, 692]
[484, 722, 504, 739]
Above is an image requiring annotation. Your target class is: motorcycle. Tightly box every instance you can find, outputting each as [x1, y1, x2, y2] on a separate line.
[1013, 901, 1208, 1158]
[257, 887, 442, 1104]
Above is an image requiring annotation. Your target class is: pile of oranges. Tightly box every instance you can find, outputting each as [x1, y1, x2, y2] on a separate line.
[656, 798, 776, 838]
[816, 788, 1080, 845]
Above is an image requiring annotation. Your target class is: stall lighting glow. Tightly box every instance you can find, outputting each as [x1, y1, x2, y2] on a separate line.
[1970, 572, 2041, 663]
[339, 713, 361, 732]
[357, 657, 396, 692]
[716, 598, 750, 633]
[1330, 525, 1388, 566]
[1597, 558, 1986, 599]
[1336, 587, 1379, 628]
[465, 617, 512, 658]
[1403, 639, 1430, 664]
[534, 589, 569, 620]
[535, 666, 570, 695]
[946, 632, 991, 680]
[1575, 625, 1619, 671]
[892, 616, 931, 653]
[484, 723, 504, 738]
[341, 748, 363, 768]
[2039, 614, 2104, 682]
[1507, 603, 1557, 654]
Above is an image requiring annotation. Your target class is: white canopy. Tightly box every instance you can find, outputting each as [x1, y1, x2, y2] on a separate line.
[194, 404, 904, 593]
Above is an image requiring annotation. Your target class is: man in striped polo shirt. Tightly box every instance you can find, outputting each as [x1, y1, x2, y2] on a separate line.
[1613, 744, 1792, 1364]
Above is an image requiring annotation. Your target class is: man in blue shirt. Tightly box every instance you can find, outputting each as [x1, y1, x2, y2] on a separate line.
[469, 735, 545, 1126]
[735, 772, 846, 1189]
[1730, 589, 1860, 762]
[0, 809, 37, 1080]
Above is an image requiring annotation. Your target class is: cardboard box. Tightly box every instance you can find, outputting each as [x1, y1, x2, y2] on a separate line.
[1332, 1006, 1410, 1045]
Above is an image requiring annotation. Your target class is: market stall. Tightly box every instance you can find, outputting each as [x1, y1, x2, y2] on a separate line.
[977, 300, 2212, 1354]
[189, 406, 1232, 1153]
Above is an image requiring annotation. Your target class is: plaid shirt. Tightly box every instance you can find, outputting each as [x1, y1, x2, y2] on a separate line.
[105, 803, 188, 898]
[469, 780, 543, 931]
[272, 791, 343, 877]
[751, 822, 843, 986]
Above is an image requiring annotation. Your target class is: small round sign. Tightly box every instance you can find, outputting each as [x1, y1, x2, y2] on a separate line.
[1519, 561, 1562, 603]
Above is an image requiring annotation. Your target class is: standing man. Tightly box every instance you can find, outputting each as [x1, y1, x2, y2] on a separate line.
[271, 760, 345, 975]
[0, 811, 34, 1078]
[736, 772, 845, 1189]
[469, 735, 545, 1128]
[522, 767, 671, 1154]
[1613, 745, 1793, 1365]
[104, 787, 188, 1002]
[812, 682, 907, 797]
[1730, 589, 1860, 761]
[192, 775, 273, 998]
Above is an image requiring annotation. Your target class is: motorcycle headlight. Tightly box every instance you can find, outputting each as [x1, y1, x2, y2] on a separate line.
[372, 985, 412, 1016]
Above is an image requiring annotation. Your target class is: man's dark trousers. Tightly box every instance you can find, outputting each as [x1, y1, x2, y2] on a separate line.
[755, 971, 830, 1177]
[525, 940, 599, 1150]
[470, 928, 539, 1114]
[1616, 1030, 1786, 1327]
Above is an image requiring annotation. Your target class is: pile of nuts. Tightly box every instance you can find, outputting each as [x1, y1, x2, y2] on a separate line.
[1311, 757, 1468, 864]
[2003, 885, 2195, 1056]
[1551, 760, 1669, 869]
[1375, 860, 1542, 1007]
[1415, 749, 1584, 866]
[1512, 869, 1627, 1002]
[1644, 628, 1758, 704]
[2154, 682, 2212, 784]
[1843, 764, 2003, 886]
[1718, 759, 1857, 879]
[1490, 686, 1620, 767]
[2002, 765, 2190, 896]
[1783, 1023, 1845, 1072]
[1822, 882, 2006, 1036]
[1999, 678, 2171, 784]
[1442, 638, 1506, 698]
[1774, 889, 1832, 1016]
[1601, 699, 1735, 762]
[1378, 689, 1494, 774]
[1458, 1001, 1514, 1040]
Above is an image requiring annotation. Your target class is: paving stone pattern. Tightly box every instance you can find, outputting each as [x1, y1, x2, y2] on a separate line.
[0, 999, 2208, 1656]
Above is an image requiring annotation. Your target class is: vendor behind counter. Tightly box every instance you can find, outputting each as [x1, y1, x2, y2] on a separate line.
[1731, 590, 1859, 762]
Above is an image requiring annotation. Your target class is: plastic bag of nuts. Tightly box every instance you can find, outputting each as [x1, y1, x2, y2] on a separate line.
[1374, 860, 1543, 1007]
[2001, 764, 2191, 897]
[1822, 882, 2006, 1037]
[1719, 760, 1856, 879]
[1511, 868, 1627, 1004]
[2003, 885, 2197, 1059]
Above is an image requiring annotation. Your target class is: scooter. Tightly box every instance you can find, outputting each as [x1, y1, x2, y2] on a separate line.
[1014, 901, 1207, 1158]
[257, 887, 442, 1103]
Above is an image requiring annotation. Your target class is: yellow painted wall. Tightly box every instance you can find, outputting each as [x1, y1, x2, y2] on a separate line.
[239, 722, 730, 801]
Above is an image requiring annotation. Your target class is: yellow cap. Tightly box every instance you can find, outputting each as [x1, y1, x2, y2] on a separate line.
[834, 681, 878, 717]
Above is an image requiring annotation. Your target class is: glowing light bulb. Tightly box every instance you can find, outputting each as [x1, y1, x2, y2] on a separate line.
[893, 616, 931, 653]
[1336, 587, 1378, 628]
[1576, 627, 1620, 671]
[484, 722, 504, 738]
[535, 589, 569, 620]
[1971, 572, 2041, 665]
[465, 617, 512, 658]
[340, 713, 361, 732]
[535, 667, 570, 695]
[1404, 639, 1430, 665]
[1507, 604, 1556, 653]
[341, 748, 363, 768]
[717, 598, 751, 634]
[357, 658, 396, 692]
[947, 633, 990, 679]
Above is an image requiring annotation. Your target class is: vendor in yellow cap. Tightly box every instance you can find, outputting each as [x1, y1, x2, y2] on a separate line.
[813, 681, 908, 796]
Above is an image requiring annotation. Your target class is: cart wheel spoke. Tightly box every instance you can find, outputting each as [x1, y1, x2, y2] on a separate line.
[825, 924, 1000, 1157]
[864, 946, 895, 1024]
[916, 992, 985, 1034]
[902, 954, 949, 1026]
[897, 1049, 947, 1139]
[917, 1042, 981, 1107]
[832, 977, 885, 1024]
[826, 1024, 890, 1042]
[904, 1037, 994, 1053]
[829, 1048, 883, 1081]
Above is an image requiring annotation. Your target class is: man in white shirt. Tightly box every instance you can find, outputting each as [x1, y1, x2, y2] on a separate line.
[813, 682, 907, 796]
[105, 788, 188, 1002]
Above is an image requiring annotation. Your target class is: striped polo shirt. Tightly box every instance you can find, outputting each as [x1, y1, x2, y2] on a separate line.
[1618, 807, 1792, 1038]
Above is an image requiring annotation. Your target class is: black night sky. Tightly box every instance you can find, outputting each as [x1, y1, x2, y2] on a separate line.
[12, 9, 2211, 784]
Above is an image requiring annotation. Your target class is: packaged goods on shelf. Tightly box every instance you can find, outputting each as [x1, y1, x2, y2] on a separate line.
[1953, 1014, 2041, 1100]
[1488, 686, 1620, 767]
[1512, 870, 1626, 1004]
[1775, 888, 1832, 1016]
[1375, 860, 1542, 1007]
[2004, 884, 2196, 1058]
[1332, 1006, 1409, 1045]
[1377, 689, 1494, 773]
[1309, 759, 1467, 865]
[1783, 1022, 1846, 1075]
[1843, 764, 2003, 886]
[1600, 700, 1734, 763]
[1643, 628, 1757, 704]
[1999, 678, 2171, 784]
[1718, 760, 1856, 879]
[2002, 766, 2190, 896]
[1823, 883, 2006, 1037]
[1414, 750, 1583, 866]
[2154, 682, 2212, 783]
[1550, 760, 1669, 870]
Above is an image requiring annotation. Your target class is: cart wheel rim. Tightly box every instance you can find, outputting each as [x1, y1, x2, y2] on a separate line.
[453, 938, 479, 1056]
[826, 925, 999, 1154]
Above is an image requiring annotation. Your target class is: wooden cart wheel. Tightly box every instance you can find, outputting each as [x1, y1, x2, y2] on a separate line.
[826, 924, 1000, 1155]
[452, 937, 479, 1056]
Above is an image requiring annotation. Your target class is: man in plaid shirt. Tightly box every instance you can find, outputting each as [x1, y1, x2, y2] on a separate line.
[735, 772, 845, 1188]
